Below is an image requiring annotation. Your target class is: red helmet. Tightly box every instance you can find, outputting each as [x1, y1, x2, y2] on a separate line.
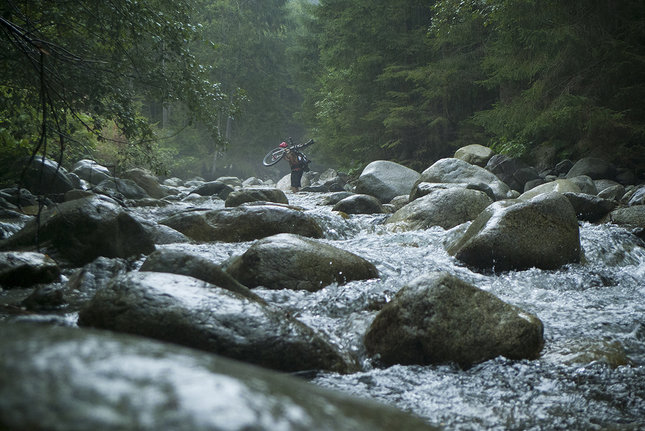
[279, 142, 288, 148]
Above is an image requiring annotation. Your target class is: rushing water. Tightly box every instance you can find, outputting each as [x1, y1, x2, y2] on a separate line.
[128, 191, 645, 430]
[4, 189, 643, 429]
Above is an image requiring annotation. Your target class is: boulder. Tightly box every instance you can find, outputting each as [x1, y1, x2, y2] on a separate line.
[0, 208, 31, 240]
[603, 205, 645, 230]
[332, 194, 384, 214]
[597, 184, 625, 201]
[411, 182, 496, 202]
[224, 233, 379, 292]
[140, 249, 259, 301]
[21, 285, 66, 311]
[562, 192, 617, 222]
[320, 192, 354, 206]
[355, 160, 420, 203]
[71, 159, 112, 185]
[191, 180, 234, 199]
[224, 187, 288, 207]
[485, 154, 538, 192]
[418, 158, 513, 200]
[364, 272, 544, 368]
[566, 175, 597, 195]
[78, 271, 356, 373]
[122, 168, 167, 199]
[66, 256, 132, 302]
[0, 323, 435, 431]
[624, 185, 645, 206]
[215, 176, 243, 188]
[447, 192, 580, 271]
[93, 178, 149, 200]
[553, 159, 574, 176]
[1, 156, 74, 198]
[518, 179, 581, 200]
[160, 204, 323, 242]
[453, 144, 494, 166]
[0, 196, 155, 266]
[387, 188, 492, 231]
[566, 157, 616, 180]
[0, 251, 60, 288]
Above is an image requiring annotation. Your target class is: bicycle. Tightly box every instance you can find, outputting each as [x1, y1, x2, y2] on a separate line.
[262, 137, 314, 166]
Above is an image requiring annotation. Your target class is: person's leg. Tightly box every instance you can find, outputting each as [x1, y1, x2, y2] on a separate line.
[291, 169, 303, 192]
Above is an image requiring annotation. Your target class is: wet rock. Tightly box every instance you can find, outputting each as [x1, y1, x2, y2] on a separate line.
[486, 154, 538, 192]
[78, 271, 357, 373]
[554, 159, 574, 176]
[66, 257, 131, 301]
[567, 175, 597, 195]
[160, 204, 323, 242]
[597, 184, 625, 201]
[215, 176, 243, 188]
[0, 196, 155, 266]
[566, 157, 616, 180]
[356, 160, 421, 203]
[122, 168, 167, 199]
[21, 285, 66, 311]
[603, 205, 645, 234]
[454, 144, 494, 166]
[224, 187, 288, 207]
[364, 272, 544, 368]
[0, 323, 435, 431]
[93, 178, 149, 200]
[0, 156, 74, 199]
[224, 233, 378, 292]
[624, 185, 645, 206]
[0, 251, 60, 288]
[419, 158, 513, 201]
[547, 338, 632, 368]
[320, 191, 354, 206]
[71, 159, 112, 185]
[0, 209, 32, 240]
[140, 249, 259, 301]
[518, 178, 581, 200]
[332, 194, 384, 214]
[387, 188, 492, 231]
[447, 192, 580, 271]
[411, 181, 496, 202]
[562, 192, 617, 222]
[190, 180, 234, 199]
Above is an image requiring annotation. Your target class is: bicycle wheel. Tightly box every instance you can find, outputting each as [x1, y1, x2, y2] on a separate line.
[262, 147, 285, 166]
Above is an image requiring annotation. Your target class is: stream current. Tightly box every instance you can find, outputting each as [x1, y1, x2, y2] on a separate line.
[3, 189, 643, 430]
[128, 190, 645, 430]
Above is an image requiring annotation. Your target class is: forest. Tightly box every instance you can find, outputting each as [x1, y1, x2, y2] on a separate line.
[2, 0, 644, 180]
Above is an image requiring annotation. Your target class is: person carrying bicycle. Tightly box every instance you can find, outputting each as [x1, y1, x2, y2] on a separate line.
[280, 141, 310, 192]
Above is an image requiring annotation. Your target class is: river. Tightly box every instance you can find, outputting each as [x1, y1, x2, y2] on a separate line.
[2, 188, 645, 429]
[128, 190, 645, 430]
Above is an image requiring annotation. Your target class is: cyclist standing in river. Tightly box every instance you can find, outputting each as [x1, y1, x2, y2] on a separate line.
[280, 141, 309, 193]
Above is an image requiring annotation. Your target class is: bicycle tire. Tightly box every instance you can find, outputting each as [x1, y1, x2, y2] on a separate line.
[262, 147, 285, 166]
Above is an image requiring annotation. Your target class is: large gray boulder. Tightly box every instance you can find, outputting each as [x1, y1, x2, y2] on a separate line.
[364, 272, 544, 368]
[562, 192, 617, 222]
[387, 188, 492, 231]
[78, 271, 356, 373]
[454, 144, 494, 166]
[93, 178, 149, 200]
[122, 168, 167, 199]
[191, 180, 234, 199]
[0, 196, 155, 266]
[224, 187, 288, 207]
[140, 249, 259, 301]
[1, 156, 74, 198]
[603, 205, 645, 231]
[0, 251, 60, 288]
[0, 323, 436, 431]
[485, 154, 538, 193]
[355, 160, 420, 203]
[224, 233, 379, 291]
[332, 194, 384, 214]
[419, 158, 513, 200]
[518, 179, 581, 200]
[447, 192, 580, 271]
[71, 159, 112, 185]
[566, 157, 616, 180]
[160, 204, 323, 242]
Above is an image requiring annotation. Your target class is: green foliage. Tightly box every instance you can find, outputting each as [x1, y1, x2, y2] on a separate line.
[1, 0, 229, 174]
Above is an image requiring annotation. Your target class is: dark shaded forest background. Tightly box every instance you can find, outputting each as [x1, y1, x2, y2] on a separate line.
[2, 0, 644, 180]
